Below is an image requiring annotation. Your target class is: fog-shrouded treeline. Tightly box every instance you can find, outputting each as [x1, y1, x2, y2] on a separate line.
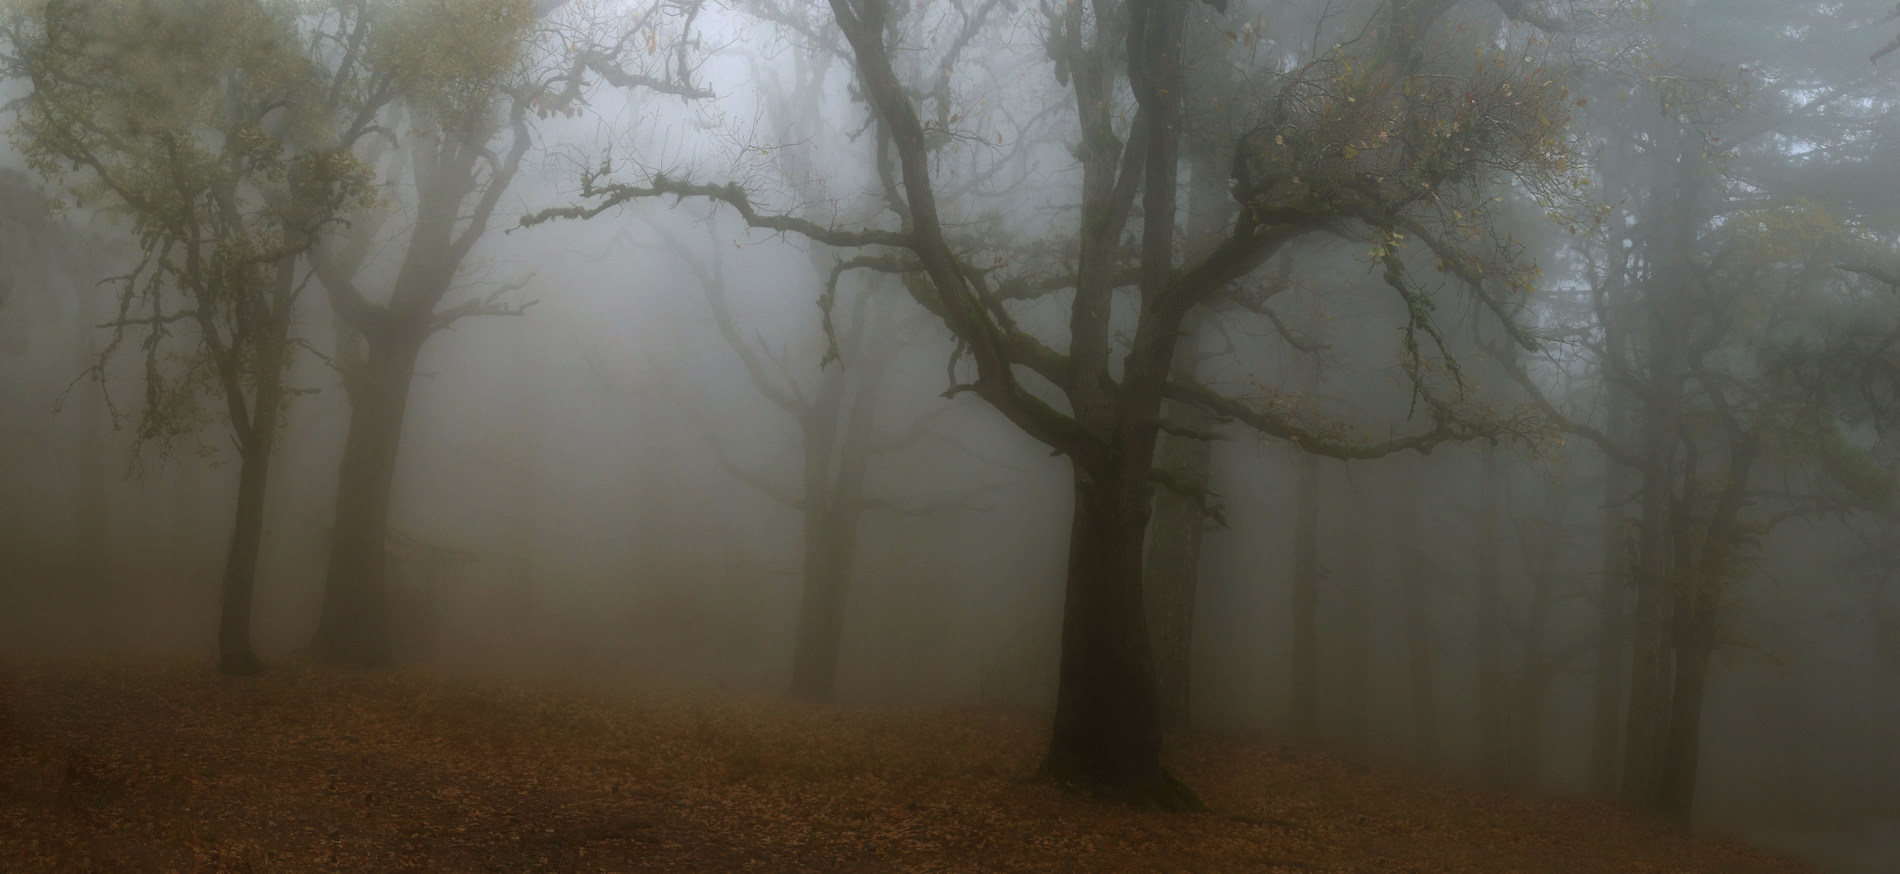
[2, 0, 1899, 868]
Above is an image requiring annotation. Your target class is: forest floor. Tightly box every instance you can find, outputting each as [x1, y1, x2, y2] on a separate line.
[0, 657, 1813, 873]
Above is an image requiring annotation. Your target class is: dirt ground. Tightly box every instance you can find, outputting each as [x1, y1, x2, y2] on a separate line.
[0, 657, 1813, 872]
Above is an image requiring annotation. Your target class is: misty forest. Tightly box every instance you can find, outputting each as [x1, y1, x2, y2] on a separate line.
[2, 0, 1899, 871]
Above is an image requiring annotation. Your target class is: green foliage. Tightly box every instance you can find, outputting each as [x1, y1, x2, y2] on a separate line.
[365, 0, 534, 134]
[6, 0, 375, 448]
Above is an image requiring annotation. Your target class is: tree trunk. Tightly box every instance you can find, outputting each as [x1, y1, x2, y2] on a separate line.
[1143, 323, 1212, 731]
[1621, 434, 1677, 806]
[1656, 612, 1714, 820]
[1289, 449, 1321, 741]
[216, 438, 272, 675]
[1337, 490, 1371, 759]
[1041, 458, 1192, 808]
[1621, 151, 1698, 810]
[1397, 465, 1439, 773]
[311, 326, 423, 668]
[1513, 479, 1569, 789]
[787, 365, 855, 702]
[1655, 442, 1754, 820]
[71, 300, 111, 642]
[71, 361, 110, 642]
[1476, 448, 1507, 784]
[1590, 445, 1631, 796]
[789, 503, 853, 701]
[213, 259, 295, 676]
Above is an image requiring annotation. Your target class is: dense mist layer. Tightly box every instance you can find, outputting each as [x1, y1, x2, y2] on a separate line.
[3, 0, 1899, 870]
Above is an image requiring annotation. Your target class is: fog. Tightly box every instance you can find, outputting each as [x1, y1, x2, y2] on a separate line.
[2, 0, 1899, 871]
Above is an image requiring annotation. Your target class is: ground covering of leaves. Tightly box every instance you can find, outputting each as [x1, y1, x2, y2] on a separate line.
[0, 657, 1812, 873]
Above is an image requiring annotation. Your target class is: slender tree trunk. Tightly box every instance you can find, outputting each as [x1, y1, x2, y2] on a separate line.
[1338, 489, 1371, 759]
[1590, 445, 1631, 796]
[69, 288, 113, 641]
[1621, 428, 1677, 806]
[1041, 457, 1191, 808]
[311, 325, 424, 668]
[217, 437, 272, 675]
[1289, 449, 1321, 741]
[213, 261, 295, 676]
[506, 343, 543, 647]
[71, 355, 110, 641]
[1513, 480, 1568, 789]
[1621, 151, 1698, 810]
[1655, 443, 1755, 820]
[1396, 465, 1439, 773]
[1476, 449, 1507, 783]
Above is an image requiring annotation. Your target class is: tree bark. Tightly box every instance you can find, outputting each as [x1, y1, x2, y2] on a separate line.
[311, 325, 423, 668]
[788, 501, 853, 701]
[1041, 457, 1192, 808]
[1397, 464, 1440, 773]
[787, 367, 851, 701]
[1289, 449, 1322, 741]
[216, 437, 272, 676]
[1143, 322, 1212, 731]
[71, 345, 110, 642]
[1138, 131, 1231, 733]
[1142, 421, 1210, 730]
[1513, 478, 1569, 789]
[1337, 489, 1372, 759]
[1655, 440, 1756, 820]
[68, 286, 113, 640]
[1620, 148, 1699, 810]
[1656, 609, 1714, 820]
[213, 258, 296, 676]
[1590, 437, 1631, 796]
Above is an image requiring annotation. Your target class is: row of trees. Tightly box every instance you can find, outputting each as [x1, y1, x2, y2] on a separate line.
[530, 0, 1900, 818]
[2, 0, 706, 672]
[7, 0, 1898, 826]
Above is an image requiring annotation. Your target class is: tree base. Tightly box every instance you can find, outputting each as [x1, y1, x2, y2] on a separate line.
[1038, 762, 1206, 812]
[218, 650, 263, 677]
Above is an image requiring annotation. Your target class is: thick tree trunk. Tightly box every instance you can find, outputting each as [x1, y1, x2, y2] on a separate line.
[1476, 449, 1507, 784]
[1041, 459, 1193, 808]
[789, 504, 856, 701]
[1143, 325, 1212, 731]
[1656, 614, 1714, 820]
[1289, 449, 1321, 741]
[1142, 434, 1209, 730]
[787, 366, 858, 702]
[311, 326, 423, 668]
[1140, 141, 1228, 732]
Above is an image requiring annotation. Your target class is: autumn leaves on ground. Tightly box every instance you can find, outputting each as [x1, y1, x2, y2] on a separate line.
[0, 659, 1805, 873]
